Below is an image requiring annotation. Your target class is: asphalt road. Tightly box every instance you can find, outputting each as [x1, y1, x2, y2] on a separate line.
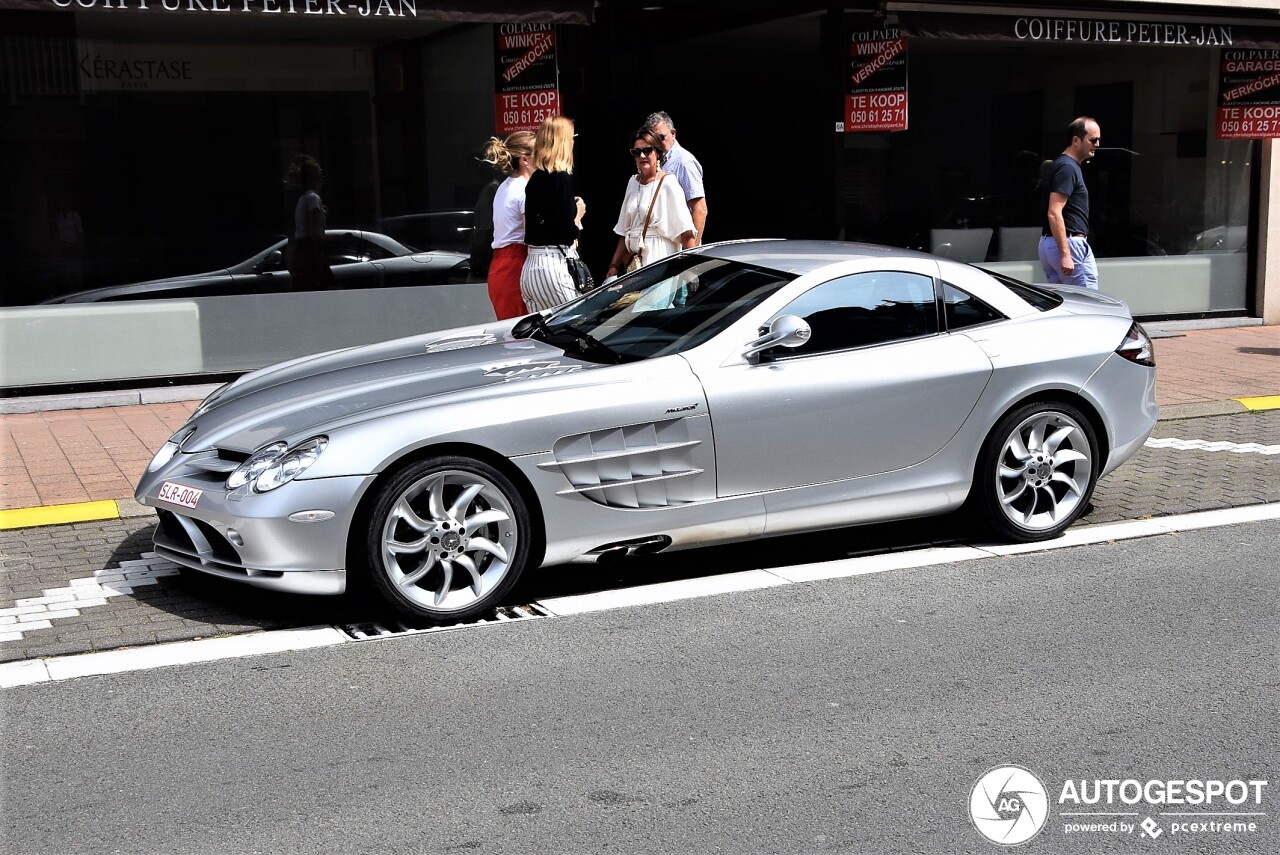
[3, 517, 1277, 855]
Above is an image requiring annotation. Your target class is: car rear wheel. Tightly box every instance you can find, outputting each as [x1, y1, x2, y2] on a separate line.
[364, 456, 531, 620]
[975, 402, 1099, 542]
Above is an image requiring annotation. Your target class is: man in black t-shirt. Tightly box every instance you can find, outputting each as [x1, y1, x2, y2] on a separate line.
[1038, 117, 1101, 289]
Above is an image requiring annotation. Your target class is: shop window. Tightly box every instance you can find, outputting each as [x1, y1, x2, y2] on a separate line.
[843, 38, 1255, 318]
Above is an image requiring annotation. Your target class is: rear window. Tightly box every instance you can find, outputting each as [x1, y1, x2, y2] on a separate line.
[988, 272, 1064, 311]
[942, 282, 1004, 330]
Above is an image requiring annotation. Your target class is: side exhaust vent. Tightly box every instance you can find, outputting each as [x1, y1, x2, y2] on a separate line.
[589, 535, 673, 563]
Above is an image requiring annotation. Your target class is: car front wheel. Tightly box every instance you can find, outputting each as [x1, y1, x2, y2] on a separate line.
[975, 402, 1099, 542]
[364, 456, 532, 620]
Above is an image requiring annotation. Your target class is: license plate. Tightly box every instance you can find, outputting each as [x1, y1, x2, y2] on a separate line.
[158, 481, 203, 509]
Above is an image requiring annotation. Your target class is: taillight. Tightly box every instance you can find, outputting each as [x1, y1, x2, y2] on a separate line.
[1116, 322, 1155, 367]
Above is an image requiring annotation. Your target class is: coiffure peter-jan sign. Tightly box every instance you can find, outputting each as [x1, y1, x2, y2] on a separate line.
[898, 11, 1280, 51]
[1011, 17, 1234, 47]
[49, 0, 422, 16]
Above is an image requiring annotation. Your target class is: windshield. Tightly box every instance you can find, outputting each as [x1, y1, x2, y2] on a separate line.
[535, 254, 796, 362]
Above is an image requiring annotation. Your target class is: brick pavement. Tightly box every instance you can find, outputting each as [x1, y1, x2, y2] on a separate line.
[1089, 411, 1280, 520]
[0, 401, 195, 511]
[1151, 325, 1279, 407]
[0, 518, 363, 663]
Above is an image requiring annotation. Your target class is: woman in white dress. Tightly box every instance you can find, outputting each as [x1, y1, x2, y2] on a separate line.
[603, 128, 696, 281]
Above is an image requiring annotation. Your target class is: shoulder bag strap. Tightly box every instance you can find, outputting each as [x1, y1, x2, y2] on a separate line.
[638, 173, 667, 248]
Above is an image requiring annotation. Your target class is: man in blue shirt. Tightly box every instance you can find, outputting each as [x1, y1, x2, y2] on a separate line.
[1039, 117, 1101, 289]
[645, 111, 707, 244]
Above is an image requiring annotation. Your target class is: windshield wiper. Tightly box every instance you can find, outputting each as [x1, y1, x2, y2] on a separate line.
[547, 321, 624, 364]
[511, 313, 623, 364]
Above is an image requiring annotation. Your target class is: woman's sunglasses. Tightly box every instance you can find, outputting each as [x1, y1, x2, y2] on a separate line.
[629, 146, 656, 158]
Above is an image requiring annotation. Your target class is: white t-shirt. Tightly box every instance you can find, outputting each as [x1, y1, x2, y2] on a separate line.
[294, 190, 323, 239]
[491, 174, 529, 249]
[612, 173, 695, 266]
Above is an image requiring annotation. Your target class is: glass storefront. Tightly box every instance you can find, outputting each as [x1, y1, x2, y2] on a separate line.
[1, 9, 531, 387]
[839, 32, 1257, 317]
[1, 1, 1275, 391]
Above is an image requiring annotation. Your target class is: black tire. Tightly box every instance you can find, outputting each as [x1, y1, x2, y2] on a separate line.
[361, 455, 533, 621]
[973, 401, 1099, 542]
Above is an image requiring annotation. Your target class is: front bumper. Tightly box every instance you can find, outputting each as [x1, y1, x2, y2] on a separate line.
[136, 468, 376, 596]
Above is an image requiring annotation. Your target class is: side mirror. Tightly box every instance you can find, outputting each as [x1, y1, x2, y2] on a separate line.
[743, 314, 811, 361]
[258, 250, 284, 273]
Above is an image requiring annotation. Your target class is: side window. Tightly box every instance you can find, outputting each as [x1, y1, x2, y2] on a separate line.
[775, 271, 939, 357]
[942, 282, 1005, 330]
[324, 235, 392, 266]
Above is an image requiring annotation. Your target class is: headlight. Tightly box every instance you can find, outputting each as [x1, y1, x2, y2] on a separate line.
[147, 426, 196, 472]
[226, 442, 287, 490]
[227, 437, 327, 493]
[255, 437, 328, 492]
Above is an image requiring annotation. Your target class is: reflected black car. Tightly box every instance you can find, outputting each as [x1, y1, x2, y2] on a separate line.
[43, 230, 471, 304]
[374, 210, 475, 255]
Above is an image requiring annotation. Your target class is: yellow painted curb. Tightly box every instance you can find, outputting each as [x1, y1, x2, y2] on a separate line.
[1238, 395, 1280, 411]
[0, 500, 121, 530]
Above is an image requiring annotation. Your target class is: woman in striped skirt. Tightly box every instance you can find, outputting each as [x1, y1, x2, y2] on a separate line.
[520, 115, 587, 313]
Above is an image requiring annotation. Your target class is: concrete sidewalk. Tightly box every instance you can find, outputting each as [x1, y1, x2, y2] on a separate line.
[2, 322, 1278, 526]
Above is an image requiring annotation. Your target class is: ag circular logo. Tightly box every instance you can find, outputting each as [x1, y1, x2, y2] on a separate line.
[969, 765, 1050, 846]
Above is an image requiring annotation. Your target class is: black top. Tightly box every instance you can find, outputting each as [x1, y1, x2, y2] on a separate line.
[524, 169, 579, 246]
[1040, 154, 1090, 236]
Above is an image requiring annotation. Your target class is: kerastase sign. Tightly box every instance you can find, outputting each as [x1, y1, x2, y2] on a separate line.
[844, 23, 908, 133]
[494, 23, 559, 135]
[75, 42, 371, 91]
[1217, 49, 1280, 139]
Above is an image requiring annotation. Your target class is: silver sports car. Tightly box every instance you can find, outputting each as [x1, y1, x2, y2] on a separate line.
[136, 240, 1158, 620]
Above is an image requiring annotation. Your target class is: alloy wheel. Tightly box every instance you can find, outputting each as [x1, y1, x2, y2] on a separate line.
[994, 409, 1094, 533]
[378, 467, 520, 614]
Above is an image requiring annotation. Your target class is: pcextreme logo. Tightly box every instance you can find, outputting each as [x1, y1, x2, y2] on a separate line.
[969, 766, 1270, 846]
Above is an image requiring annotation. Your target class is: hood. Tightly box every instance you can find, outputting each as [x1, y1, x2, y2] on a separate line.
[183, 325, 604, 453]
[42, 270, 233, 304]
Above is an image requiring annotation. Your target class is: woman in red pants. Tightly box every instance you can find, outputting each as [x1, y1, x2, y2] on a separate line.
[481, 131, 535, 319]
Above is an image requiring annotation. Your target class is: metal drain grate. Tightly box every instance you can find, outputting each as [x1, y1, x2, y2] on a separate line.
[338, 603, 551, 640]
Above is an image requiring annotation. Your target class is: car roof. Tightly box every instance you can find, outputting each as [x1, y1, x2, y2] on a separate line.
[694, 239, 940, 275]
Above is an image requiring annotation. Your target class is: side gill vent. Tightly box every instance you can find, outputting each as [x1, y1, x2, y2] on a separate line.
[424, 332, 498, 353]
[538, 418, 705, 509]
[339, 603, 550, 640]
